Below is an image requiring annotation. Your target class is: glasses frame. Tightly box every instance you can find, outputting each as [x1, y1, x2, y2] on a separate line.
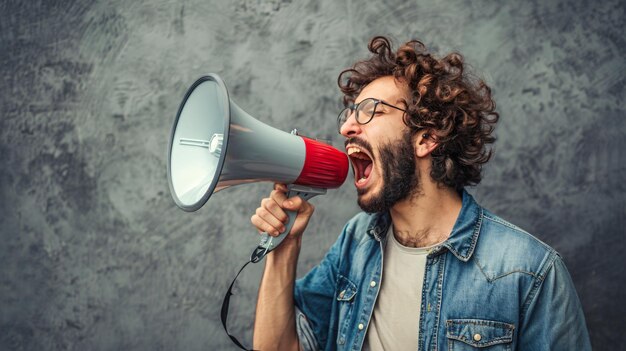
[337, 98, 407, 133]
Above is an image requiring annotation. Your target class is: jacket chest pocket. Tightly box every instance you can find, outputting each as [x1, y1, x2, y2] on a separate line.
[446, 319, 514, 351]
[335, 274, 357, 346]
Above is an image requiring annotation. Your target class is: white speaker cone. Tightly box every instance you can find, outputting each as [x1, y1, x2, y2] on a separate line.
[168, 75, 231, 211]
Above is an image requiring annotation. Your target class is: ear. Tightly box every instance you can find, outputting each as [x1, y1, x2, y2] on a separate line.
[414, 131, 438, 158]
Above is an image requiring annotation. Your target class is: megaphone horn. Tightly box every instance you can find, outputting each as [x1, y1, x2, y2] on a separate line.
[167, 73, 349, 213]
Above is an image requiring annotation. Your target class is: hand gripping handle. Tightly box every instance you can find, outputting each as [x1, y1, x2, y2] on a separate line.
[250, 184, 326, 263]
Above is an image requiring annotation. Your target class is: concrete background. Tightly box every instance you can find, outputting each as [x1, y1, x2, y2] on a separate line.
[1, 0, 624, 349]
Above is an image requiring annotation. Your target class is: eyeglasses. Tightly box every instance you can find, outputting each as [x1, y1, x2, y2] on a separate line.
[337, 98, 406, 133]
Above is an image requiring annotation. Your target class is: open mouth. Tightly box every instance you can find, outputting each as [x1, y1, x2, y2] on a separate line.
[347, 146, 373, 187]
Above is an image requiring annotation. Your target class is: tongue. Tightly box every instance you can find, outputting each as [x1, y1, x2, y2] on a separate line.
[364, 163, 372, 178]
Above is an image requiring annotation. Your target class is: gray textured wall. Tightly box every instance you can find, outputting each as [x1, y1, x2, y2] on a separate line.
[1, 0, 624, 350]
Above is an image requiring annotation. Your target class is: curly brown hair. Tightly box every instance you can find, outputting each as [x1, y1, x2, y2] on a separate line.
[338, 36, 499, 191]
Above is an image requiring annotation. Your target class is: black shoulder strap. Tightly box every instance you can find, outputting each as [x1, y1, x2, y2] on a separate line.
[220, 259, 258, 351]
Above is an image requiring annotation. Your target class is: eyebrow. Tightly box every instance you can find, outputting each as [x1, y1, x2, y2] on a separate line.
[354, 97, 395, 105]
[394, 98, 408, 108]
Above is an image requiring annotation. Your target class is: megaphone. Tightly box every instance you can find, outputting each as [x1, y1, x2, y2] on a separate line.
[167, 74, 349, 260]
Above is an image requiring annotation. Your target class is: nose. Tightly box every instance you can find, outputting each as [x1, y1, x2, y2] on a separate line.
[339, 111, 362, 138]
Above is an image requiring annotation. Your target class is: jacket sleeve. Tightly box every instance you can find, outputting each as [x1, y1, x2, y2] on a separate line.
[518, 253, 592, 350]
[293, 224, 351, 350]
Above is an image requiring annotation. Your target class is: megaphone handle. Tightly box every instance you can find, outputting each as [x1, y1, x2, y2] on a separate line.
[250, 185, 327, 263]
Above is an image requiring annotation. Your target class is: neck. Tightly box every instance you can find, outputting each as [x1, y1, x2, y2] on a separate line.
[389, 178, 463, 248]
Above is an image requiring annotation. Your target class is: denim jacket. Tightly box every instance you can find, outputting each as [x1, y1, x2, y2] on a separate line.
[293, 190, 591, 350]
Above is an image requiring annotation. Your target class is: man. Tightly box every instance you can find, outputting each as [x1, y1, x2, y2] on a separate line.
[251, 37, 591, 350]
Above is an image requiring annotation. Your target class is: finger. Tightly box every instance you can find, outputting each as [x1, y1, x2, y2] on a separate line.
[270, 188, 289, 205]
[250, 214, 282, 236]
[273, 183, 288, 192]
[261, 197, 289, 224]
[255, 206, 287, 233]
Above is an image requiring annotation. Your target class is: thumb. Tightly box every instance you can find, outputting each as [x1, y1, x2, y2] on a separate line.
[283, 196, 311, 214]
[282, 199, 296, 211]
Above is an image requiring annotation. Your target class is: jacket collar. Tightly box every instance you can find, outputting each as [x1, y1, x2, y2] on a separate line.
[366, 189, 483, 262]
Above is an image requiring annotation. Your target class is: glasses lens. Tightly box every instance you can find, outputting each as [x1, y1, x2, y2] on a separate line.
[356, 99, 377, 124]
[337, 108, 350, 132]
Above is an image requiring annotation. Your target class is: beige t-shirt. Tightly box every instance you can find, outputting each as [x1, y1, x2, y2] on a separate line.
[364, 227, 440, 351]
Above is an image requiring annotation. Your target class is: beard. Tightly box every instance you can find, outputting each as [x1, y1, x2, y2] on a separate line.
[357, 130, 421, 213]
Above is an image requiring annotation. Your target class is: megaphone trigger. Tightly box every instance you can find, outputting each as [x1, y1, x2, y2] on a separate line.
[250, 184, 327, 263]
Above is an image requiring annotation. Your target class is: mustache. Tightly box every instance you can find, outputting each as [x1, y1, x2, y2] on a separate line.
[345, 137, 374, 157]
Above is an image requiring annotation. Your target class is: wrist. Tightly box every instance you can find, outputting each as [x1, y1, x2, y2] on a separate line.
[266, 235, 302, 266]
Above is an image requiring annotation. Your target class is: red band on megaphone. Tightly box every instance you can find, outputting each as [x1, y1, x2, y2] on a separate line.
[294, 137, 349, 189]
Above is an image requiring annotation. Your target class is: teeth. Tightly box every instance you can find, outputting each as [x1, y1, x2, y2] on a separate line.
[347, 147, 361, 155]
[357, 177, 367, 184]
